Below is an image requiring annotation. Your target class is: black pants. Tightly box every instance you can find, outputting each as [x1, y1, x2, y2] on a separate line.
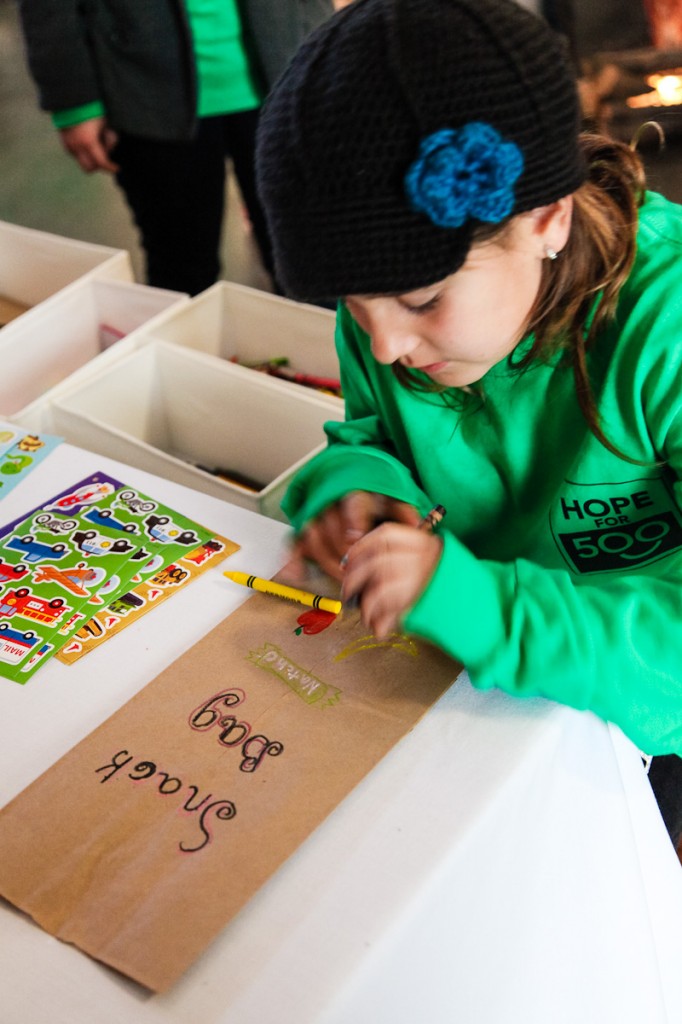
[114, 109, 273, 296]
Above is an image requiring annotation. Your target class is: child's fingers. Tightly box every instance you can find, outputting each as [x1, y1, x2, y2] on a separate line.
[280, 543, 308, 582]
[292, 493, 424, 581]
[341, 524, 443, 633]
[341, 524, 395, 604]
[338, 490, 383, 545]
[355, 578, 402, 638]
[383, 498, 422, 528]
[337, 493, 422, 574]
[365, 605, 400, 640]
[340, 492, 421, 537]
[296, 514, 347, 580]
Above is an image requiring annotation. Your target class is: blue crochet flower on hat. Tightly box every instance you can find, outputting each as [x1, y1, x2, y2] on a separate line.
[405, 122, 524, 229]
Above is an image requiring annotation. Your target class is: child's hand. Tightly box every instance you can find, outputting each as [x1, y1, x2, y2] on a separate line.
[341, 522, 443, 638]
[289, 491, 422, 581]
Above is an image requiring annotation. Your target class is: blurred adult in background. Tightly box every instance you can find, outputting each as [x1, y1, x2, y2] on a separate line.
[16, 0, 336, 295]
[244, 0, 349, 87]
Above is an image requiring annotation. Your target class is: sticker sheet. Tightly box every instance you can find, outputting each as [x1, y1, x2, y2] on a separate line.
[56, 535, 234, 664]
[0, 423, 25, 458]
[0, 473, 237, 681]
[0, 421, 63, 497]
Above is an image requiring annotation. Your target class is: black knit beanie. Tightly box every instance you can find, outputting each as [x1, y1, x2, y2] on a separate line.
[256, 0, 586, 301]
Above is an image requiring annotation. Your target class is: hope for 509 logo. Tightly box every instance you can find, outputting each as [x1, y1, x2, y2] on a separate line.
[553, 480, 682, 574]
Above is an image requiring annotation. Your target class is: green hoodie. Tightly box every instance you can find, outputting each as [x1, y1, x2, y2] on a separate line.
[283, 191, 682, 756]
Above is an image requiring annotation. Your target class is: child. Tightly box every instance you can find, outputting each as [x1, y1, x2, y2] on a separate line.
[256, 0, 682, 761]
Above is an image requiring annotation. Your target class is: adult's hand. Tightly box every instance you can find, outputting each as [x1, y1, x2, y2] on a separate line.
[59, 117, 119, 173]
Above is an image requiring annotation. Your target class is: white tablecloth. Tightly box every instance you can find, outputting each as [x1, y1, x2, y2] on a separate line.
[1, 444, 681, 1024]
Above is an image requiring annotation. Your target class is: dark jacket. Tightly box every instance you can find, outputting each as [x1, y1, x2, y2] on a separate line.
[17, 0, 334, 141]
[241, 0, 335, 89]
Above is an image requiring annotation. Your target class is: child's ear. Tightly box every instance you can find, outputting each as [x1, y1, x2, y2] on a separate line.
[531, 196, 573, 256]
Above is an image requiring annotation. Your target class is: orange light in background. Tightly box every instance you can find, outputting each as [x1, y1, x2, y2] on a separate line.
[627, 70, 682, 108]
[643, 0, 682, 49]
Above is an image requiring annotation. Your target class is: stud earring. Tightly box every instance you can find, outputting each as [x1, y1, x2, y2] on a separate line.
[544, 245, 558, 260]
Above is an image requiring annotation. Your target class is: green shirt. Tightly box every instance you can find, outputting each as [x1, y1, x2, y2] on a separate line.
[52, 0, 260, 128]
[283, 191, 682, 756]
[185, 0, 260, 117]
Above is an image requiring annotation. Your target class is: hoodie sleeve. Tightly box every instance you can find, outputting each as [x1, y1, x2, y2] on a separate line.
[18, 0, 102, 114]
[281, 303, 434, 530]
[405, 531, 682, 755]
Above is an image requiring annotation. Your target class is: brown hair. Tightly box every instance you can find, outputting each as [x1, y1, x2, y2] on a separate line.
[395, 131, 647, 459]
[515, 131, 645, 456]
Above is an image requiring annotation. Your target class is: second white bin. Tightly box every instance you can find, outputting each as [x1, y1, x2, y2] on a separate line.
[1, 278, 187, 418]
[25, 341, 342, 522]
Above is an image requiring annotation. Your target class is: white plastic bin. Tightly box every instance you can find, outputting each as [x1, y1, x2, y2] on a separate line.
[0, 278, 187, 417]
[21, 341, 341, 521]
[140, 280, 341, 398]
[0, 220, 132, 319]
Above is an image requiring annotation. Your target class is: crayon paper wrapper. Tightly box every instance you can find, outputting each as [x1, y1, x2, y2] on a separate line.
[0, 581, 460, 991]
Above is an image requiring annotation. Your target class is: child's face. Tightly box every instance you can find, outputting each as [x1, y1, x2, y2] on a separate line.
[344, 213, 549, 388]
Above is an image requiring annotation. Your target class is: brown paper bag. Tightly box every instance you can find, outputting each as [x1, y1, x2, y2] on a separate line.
[0, 584, 459, 991]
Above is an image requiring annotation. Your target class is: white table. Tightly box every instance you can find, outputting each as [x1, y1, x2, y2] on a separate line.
[1, 444, 681, 1024]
